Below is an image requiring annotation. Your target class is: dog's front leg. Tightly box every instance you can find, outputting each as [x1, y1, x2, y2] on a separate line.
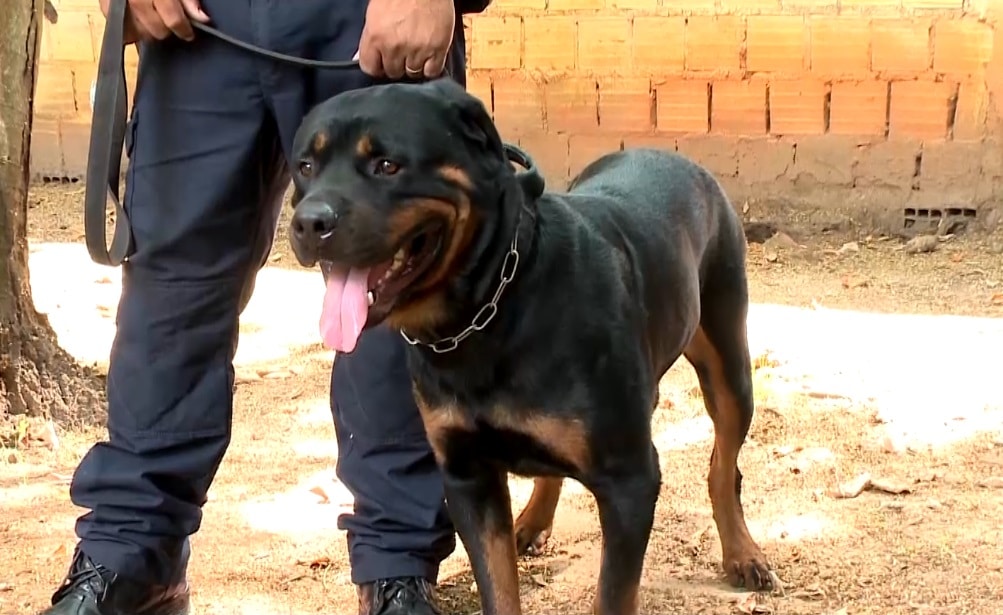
[588, 445, 662, 615]
[443, 465, 522, 615]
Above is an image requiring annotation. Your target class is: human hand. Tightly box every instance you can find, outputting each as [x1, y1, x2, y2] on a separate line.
[357, 0, 456, 80]
[99, 0, 210, 44]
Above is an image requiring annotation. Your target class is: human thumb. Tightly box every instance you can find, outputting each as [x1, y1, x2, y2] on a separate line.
[180, 0, 210, 23]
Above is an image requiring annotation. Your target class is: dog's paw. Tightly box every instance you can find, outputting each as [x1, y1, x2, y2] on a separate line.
[514, 523, 552, 557]
[723, 550, 774, 592]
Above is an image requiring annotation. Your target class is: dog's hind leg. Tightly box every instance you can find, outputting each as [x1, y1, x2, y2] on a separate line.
[514, 477, 563, 556]
[684, 265, 773, 591]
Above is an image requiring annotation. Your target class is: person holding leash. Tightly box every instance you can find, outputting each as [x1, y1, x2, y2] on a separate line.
[42, 0, 486, 613]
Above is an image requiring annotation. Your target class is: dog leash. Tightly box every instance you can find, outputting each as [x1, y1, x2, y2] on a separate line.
[84, 0, 362, 267]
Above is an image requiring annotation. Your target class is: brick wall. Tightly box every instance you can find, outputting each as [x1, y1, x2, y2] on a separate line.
[31, 0, 1003, 231]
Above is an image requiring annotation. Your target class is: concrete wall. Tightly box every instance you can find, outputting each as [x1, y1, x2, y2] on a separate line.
[32, 0, 1003, 232]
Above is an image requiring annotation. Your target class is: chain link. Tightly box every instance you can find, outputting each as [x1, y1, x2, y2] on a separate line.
[400, 233, 521, 354]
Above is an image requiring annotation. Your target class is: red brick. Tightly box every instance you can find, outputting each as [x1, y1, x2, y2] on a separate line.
[29, 120, 64, 179]
[69, 62, 98, 119]
[736, 138, 795, 184]
[39, 24, 54, 61]
[888, 80, 953, 140]
[746, 16, 807, 74]
[544, 77, 598, 134]
[655, 79, 709, 133]
[918, 141, 983, 198]
[608, 0, 659, 9]
[829, 81, 888, 136]
[871, 19, 932, 73]
[676, 136, 739, 178]
[34, 64, 77, 122]
[854, 140, 920, 190]
[686, 16, 744, 73]
[598, 77, 652, 133]
[711, 80, 768, 135]
[488, 0, 547, 11]
[492, 75, 545, 139]
[769, 80, 826, 135]
[518, 133, 569, 190]
[903, 0, 963, 8]
[786, 136, 856, 186]
[578, 17, 631, 74]
[523, 17, 576, 73]
[933, 19, 994, 76]
[841, 0, 900, 8]
[60, 120, 92, 178]
[809, 17, 871, 77]
[568, 135, 622, 179]
[632, 17, 685, 75]
[466, 73, 494, 115]
[622, 135, 677, 152]
[719, 0, 782, 11]
[49, 11, 96, 62]
[953, 79, 988, 141]
[470, 16, 522, 70]
[546, 0, 603, 10]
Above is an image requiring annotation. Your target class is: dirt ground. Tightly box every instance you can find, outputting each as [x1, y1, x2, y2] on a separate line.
[3, 181, 1003, 615]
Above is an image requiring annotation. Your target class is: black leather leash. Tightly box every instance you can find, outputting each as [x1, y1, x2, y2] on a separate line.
[84, 0, 362, 267]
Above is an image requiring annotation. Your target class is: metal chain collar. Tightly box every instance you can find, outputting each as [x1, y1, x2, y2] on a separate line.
[399, 231, 521, 354]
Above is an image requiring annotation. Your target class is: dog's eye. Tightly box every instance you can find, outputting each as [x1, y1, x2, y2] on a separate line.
[298, 160, 313, 177]
[372, 158, 401, 176]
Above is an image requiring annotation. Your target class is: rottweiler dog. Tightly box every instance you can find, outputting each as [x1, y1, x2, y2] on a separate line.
[287, 77, 773, 615]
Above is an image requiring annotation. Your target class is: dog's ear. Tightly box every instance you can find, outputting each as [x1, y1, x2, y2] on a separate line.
[425, 77, 505, 160]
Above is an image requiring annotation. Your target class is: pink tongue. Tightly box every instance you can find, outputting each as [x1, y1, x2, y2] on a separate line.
[320, 265, 372, 353]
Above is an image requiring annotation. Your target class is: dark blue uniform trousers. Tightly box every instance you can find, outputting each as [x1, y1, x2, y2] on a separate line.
[68, 0, 462, 587]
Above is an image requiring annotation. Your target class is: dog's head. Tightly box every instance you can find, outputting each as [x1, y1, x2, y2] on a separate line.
[288, 77, 515, 354]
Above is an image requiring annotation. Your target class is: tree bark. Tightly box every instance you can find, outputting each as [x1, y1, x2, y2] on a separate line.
[1, 0, 104, 427]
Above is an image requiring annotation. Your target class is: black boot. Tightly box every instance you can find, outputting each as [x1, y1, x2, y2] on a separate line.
[40, 548, 190, 615]
[357, 577, 443, 615]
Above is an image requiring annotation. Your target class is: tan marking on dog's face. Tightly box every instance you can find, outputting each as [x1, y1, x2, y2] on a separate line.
[311, 130, 329, 156]
[437, 165, 475, 191]
[355, 134, 373, 157]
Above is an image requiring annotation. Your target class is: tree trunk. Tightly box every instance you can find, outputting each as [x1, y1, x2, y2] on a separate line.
[1, 0, 104, 428]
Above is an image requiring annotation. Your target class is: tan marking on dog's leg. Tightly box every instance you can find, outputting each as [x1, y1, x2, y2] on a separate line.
[685, 326, 772, 591]
[514, 477, 563, 556]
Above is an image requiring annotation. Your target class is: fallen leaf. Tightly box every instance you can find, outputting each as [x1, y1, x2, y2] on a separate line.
[309, 486, 331, 504]
[831, 472, 871, 499]
[734, 591, 773, 614]
[950, 251, 965, 263]
[841, 275, 869, 289]
[764, 248, 779, 263]
[290, 389, 304, 400]
[529, 573, 549, 587]
[976, 477, 1003, 489]
[837, 241, 860, 255]
[788, 586, 825, 600]
[685, 523, 711, 555]
[902, 234, 938, 254]
[51, 543, 69, 560]
[0, 582, 11, 592]
[991, 293, 1003, 306]
[296, 556, 333, 570]
[869, 477, 912, 495]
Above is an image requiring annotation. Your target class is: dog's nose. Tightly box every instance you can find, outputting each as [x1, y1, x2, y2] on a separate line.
[291, 199, 339, 242]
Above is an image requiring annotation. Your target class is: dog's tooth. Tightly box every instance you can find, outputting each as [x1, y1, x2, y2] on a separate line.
[367, 291, 375, 306]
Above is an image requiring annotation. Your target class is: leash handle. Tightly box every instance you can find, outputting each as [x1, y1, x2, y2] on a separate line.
[83, 0, 132, 267]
